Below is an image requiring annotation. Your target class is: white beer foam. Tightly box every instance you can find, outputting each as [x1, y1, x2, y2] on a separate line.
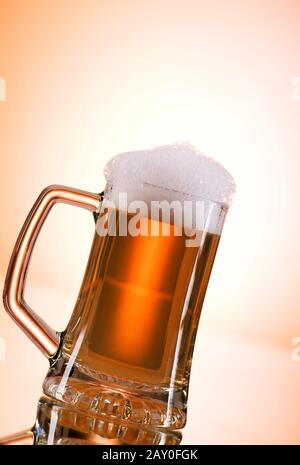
[105, 142, 235, 206]
[103, 142, 235, 235]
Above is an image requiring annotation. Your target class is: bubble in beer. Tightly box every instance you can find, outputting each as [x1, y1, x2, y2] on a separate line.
[104, 142, 235, 206]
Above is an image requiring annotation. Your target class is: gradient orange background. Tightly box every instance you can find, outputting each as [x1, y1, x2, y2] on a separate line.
[0, 0, 300, 444]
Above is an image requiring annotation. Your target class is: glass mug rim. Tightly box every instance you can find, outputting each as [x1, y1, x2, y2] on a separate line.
[104, 179, 231, 210]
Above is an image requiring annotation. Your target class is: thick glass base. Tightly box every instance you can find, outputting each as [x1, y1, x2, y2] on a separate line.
[34, 396, 182, 445]
[43, 355, 187, 430]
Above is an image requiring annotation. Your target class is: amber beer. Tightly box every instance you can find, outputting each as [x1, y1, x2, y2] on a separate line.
[65, 213, 219, 382]
[47, 209, 221, 427]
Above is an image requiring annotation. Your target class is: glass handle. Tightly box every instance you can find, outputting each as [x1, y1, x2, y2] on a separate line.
[3, 185, 101, 359]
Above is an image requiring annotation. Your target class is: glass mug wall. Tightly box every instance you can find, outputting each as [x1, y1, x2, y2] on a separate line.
[3, 143, 235, 430]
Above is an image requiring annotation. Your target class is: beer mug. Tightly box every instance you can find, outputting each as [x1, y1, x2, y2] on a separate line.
[3, 143, 235, 430]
